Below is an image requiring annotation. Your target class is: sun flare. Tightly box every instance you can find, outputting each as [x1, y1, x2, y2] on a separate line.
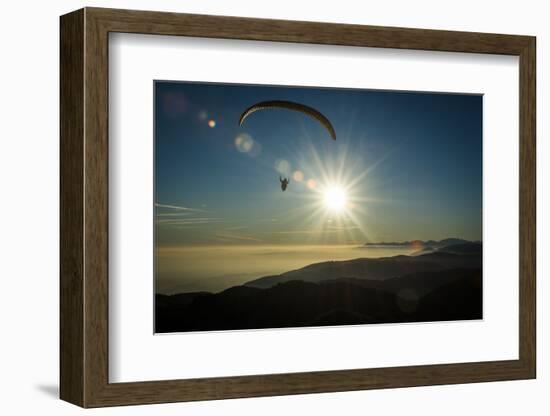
[323, 186, 347, 213]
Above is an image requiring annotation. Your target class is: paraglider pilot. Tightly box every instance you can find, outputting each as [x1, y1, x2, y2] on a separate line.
[280, 176, 290, 192]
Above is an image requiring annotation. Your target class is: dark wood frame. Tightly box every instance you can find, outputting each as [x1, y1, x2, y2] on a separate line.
[60, 7, 536, 408]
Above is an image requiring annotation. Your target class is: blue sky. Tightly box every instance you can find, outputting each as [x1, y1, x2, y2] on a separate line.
[154, 81, 482, 246]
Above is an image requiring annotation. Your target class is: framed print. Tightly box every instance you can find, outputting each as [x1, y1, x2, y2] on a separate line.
[60, 7, 536, 408]
[152, 81, 484, 334]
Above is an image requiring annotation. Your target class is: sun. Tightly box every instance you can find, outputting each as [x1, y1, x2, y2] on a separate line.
[323, 186, 347, 213]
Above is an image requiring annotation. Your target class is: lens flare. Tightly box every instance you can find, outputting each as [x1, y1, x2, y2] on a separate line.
[235, 133, 262, 157]
[208, 119, 216, 128]
[293, 170, 304, 182]
[275, 159, 291, 176]
[235, 133, 252, 152]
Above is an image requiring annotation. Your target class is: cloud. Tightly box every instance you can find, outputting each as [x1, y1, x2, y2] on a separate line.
[155, 203, 204, 212]
[268, 229, 324, 235]
[326, 225, 359, 231]
[218, 219, 276, 231]
[156, 212, 193, 217]
[156, 218, 222, 226]
[215, 233, 264, 243]
[222, 225, 250, 231]
[267, 227, 356, 235]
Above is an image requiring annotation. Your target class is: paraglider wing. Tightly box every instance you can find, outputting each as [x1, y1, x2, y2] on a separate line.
[238, 100, 336, 140]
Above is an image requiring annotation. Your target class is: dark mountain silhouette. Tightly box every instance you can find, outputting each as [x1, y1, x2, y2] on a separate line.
[438, 242, 482, 254]
[156, 292, 210, 307]
[244, 243, 481, 289]
[155, 242, 482, 333]
[156, 268, 481, 333]
[417, 272, 482, 319]
[330, 267, 480, 297]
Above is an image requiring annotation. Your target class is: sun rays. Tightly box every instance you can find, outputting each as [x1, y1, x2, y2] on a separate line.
[270, 126, 389, 246]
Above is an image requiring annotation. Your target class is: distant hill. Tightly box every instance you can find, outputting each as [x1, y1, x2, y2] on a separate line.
[363, 238, 475, 249]
[244, 245, 481, 289]
[410, 241, 481, 256]
[438, 242, 482, 254]
[332, 266, 481, 297]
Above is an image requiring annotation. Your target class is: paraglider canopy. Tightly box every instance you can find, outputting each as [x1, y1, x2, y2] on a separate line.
[239, 100, 336, 140]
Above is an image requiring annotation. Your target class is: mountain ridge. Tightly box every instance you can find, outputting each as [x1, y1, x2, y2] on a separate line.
[244, 242, 481, 289]
[156, 267, 482, 333]
[363, 238, 479, 248]
[155, 239, 483, 333]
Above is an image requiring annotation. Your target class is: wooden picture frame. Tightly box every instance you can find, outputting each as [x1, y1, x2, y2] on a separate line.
[60, 7, 536, 408]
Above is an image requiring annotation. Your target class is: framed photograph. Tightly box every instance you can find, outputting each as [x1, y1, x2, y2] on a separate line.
[60, 7, 536, 408]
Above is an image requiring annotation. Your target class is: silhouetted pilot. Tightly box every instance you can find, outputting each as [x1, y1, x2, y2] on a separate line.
[280, 176, 290, 191]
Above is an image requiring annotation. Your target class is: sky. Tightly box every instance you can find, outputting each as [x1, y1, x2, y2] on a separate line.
[154, 81, 482, 248]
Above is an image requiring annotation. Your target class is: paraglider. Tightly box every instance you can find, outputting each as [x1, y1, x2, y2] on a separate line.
[280, 176, 290, 192]
[238, 100, 336, 193]
[238, 100, 336, 141]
